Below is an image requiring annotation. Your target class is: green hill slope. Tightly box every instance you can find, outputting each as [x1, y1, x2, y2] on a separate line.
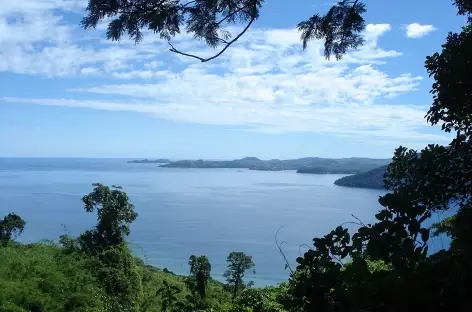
[0, 242, 231, 312]
[334, 165, 388, 189]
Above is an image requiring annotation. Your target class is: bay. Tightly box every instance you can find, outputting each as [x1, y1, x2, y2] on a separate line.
[0, 158, 388, 285]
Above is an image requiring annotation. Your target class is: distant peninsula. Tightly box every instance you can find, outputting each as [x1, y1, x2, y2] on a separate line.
[334, 165, 388, 189]
[127, 158, 171, 164]
[158, 157, 390, 174]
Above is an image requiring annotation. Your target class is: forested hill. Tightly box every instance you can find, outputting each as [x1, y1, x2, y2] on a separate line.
[334, 165, 388, 189]
[158, 157, 390, 173]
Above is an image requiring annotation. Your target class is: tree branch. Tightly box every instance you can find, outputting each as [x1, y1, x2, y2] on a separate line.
[341, 221, 363, 227]
[207, 36, 230, 44]
[299, 243, 312, 256]
[216, 4, 250, 25]
[181, 0, 197, 8]
[351, 214, 367, 227]
[168, 15, 255, 62]
[168, 41, 206, 62]
[275, 226, 294, 274]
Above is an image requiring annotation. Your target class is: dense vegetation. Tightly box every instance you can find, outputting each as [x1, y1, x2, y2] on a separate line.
[1, 0, 471, 311]
[0, 241, 238, 312]
[334, 165, 388, 189]
[158, 157, 389, 173]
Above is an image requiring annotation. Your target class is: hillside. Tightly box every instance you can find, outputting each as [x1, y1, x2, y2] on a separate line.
[334, 165, 388, 189]
[0, 242, 231, 311]
[159, 157, 390, 173]
[0, 183, 278, 312]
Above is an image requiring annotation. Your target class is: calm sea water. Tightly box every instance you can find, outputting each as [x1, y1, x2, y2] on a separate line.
[0, 158, 445, 285]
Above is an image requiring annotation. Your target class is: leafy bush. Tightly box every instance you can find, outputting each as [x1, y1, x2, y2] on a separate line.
[0, 243, 106, 312]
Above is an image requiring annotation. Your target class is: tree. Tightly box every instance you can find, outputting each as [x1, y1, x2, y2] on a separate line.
[156, 280, 181, 312]
[284, 2, 472, 311]
[0, 213, 25, 246]
[223, 252, 255, 299]
[77, 184, 142, 312]
[81, 0, 366, 62]
[79, 183, 138, 253]
[188, 255, 212, 299]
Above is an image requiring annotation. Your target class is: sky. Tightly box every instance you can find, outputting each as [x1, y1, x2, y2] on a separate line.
[0, 0, 467, 159]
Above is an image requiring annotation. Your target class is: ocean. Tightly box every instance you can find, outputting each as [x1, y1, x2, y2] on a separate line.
[0, 157, 424, 285]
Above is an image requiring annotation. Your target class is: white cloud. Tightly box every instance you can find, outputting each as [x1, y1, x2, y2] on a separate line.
[69, 63, 422, 107]
[0, 0, 86, 15]
[80, 67, 100, 76]
[405, 23, 436, 38]
[0, 1, 445, 143]
[144, 60, 165, 70]
[3, 98, 445, 144]
[3, 96, 447, 143]
[364, 24, 391, 40]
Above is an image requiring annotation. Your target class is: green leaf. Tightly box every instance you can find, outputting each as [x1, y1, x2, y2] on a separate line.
[420, 228, 430, 243]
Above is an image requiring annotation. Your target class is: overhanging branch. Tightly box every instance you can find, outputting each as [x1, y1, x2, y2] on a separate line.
[168, 14, 255, 62]
[216, 4, 250, 25]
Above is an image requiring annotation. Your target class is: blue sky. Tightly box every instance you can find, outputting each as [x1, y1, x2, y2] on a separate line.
[0, 0, 466, 159]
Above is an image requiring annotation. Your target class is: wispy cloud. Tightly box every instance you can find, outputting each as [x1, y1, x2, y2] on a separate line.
[405, 23, 436, 38]
[0, 0, 446, 144]
[3, 96, 446, 144]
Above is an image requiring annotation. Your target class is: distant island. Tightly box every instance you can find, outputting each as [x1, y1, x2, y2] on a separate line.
[158, 157, 264, 169]
[158, 157, 390, 174]
[297, 167, 359, 174]
[248, 166, 285, 171]
[127, 158, 171, 163]
[334, 165, 388, 189]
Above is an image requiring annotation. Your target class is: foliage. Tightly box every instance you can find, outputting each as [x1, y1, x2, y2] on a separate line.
[0, 241, 236, 312]
[0, 243, 107, 312]
[92, 244, 143, 312]
[283, 2, 472, 311]
[78, 184, 142, 311]
[425, 25, 472, 135]
[155, 280, 182, 312]
[455, 0, 472, 23]
[298, 0, 366, 60]
[55, 184, 143, 312]
[0, 213, 25, 246]
[188, 255, 212, 299]
[82, 0, 367, 61]
[431, 215, 456, 237]
[78, 183, 138, 254]
[432, 206, 472, 253]
[223, 251, 255, 299]
[133, 258, 230, 312]
[232, 287, 286, 312]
